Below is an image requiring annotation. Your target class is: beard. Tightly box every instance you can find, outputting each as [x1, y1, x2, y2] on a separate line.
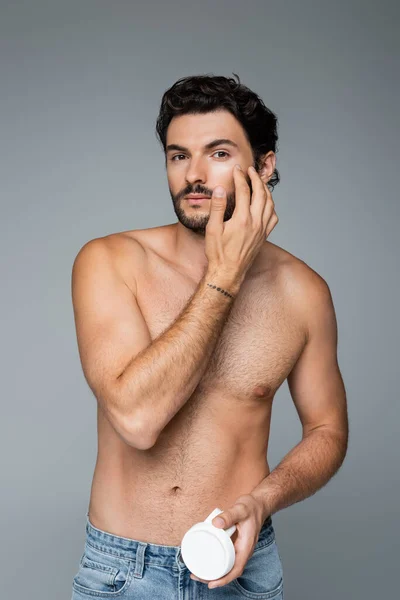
[169, 187, 237, 237]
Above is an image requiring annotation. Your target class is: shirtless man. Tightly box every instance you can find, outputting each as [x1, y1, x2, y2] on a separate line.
[70, 75, 348, 599]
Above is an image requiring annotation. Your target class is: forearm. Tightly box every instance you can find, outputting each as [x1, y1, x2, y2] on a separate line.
[251, 426, 348, 520]
[117, 268, 243, 445]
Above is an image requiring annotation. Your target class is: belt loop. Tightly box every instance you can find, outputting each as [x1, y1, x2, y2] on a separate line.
[133, 542, 147, 578]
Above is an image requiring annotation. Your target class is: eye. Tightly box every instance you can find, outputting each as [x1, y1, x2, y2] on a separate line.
[213, 151, 230, 159]
[170, 150, 230, 162]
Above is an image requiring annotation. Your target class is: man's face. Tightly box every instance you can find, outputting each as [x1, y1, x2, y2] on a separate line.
[165, 109, 255, 236]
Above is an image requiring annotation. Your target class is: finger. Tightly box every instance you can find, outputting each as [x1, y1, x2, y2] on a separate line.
[232, 163, 251, 221]
[208, 521, 251, 589]
[265, 212, 279, 239]
[211, 499, 250, 530]
[247, 166, 267, 221]
[190, 574, 209, 584]
[206, 185, 227, 233]
[207, 549, 248, 590]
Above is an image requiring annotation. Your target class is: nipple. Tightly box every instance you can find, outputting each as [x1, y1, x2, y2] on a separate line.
[253, 385, 271, 398]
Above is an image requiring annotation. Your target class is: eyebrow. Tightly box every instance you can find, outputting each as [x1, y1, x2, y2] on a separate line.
[166, 138, 239, 153]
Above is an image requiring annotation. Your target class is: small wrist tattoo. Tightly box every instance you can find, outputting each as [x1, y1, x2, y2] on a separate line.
[206, 282, 234, 299]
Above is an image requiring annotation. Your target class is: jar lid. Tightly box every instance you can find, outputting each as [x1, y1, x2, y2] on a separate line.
[181, 508, 236, 581]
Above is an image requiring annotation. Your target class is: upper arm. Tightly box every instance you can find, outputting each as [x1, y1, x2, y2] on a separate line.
[287, 267, 348, 440]
[71, 237, 152, 440]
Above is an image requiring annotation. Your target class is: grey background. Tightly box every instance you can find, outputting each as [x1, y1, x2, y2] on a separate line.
[1, 1, 398, 598]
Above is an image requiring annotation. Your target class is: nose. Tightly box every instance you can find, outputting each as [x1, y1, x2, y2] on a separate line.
[184, 159, 207, 186]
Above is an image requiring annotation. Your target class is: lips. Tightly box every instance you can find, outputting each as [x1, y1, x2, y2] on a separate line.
[186, 195, 210, 199]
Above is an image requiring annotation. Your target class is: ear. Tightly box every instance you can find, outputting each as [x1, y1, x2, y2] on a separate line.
[258, 151, 276, 184]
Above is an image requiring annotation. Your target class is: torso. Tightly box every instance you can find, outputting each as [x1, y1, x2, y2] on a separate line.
[87, 224, 308, 545]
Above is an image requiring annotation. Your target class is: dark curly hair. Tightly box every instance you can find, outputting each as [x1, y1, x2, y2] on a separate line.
[155, 73, 280, 191]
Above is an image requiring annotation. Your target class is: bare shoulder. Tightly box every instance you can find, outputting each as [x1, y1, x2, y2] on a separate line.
[265, 240, 329, 288]
[75, 230, 149, 296]
[265, 240, 333, 324]
[273, 244, 337, 340]
[106, 225, 172, 256]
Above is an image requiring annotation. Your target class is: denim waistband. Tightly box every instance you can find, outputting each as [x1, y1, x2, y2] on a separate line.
[84, 512, 273, 569]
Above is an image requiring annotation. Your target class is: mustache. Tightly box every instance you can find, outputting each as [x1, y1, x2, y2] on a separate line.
[180, 187, 212, 198]
[177, 179, 252, 201]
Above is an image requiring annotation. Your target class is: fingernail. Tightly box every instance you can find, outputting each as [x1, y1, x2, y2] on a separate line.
[214, 185, 224, 197]
[213, 517, 225, 527]
[235, 164, 242, 171]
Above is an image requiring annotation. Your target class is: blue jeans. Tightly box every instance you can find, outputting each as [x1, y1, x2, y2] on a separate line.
[71, 512, 284, 599]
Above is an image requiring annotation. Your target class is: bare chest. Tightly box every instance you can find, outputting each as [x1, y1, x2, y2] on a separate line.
[135, 254, 306, 405]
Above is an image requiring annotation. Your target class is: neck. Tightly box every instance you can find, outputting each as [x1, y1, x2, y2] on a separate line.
[172, 222, 209, 278]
